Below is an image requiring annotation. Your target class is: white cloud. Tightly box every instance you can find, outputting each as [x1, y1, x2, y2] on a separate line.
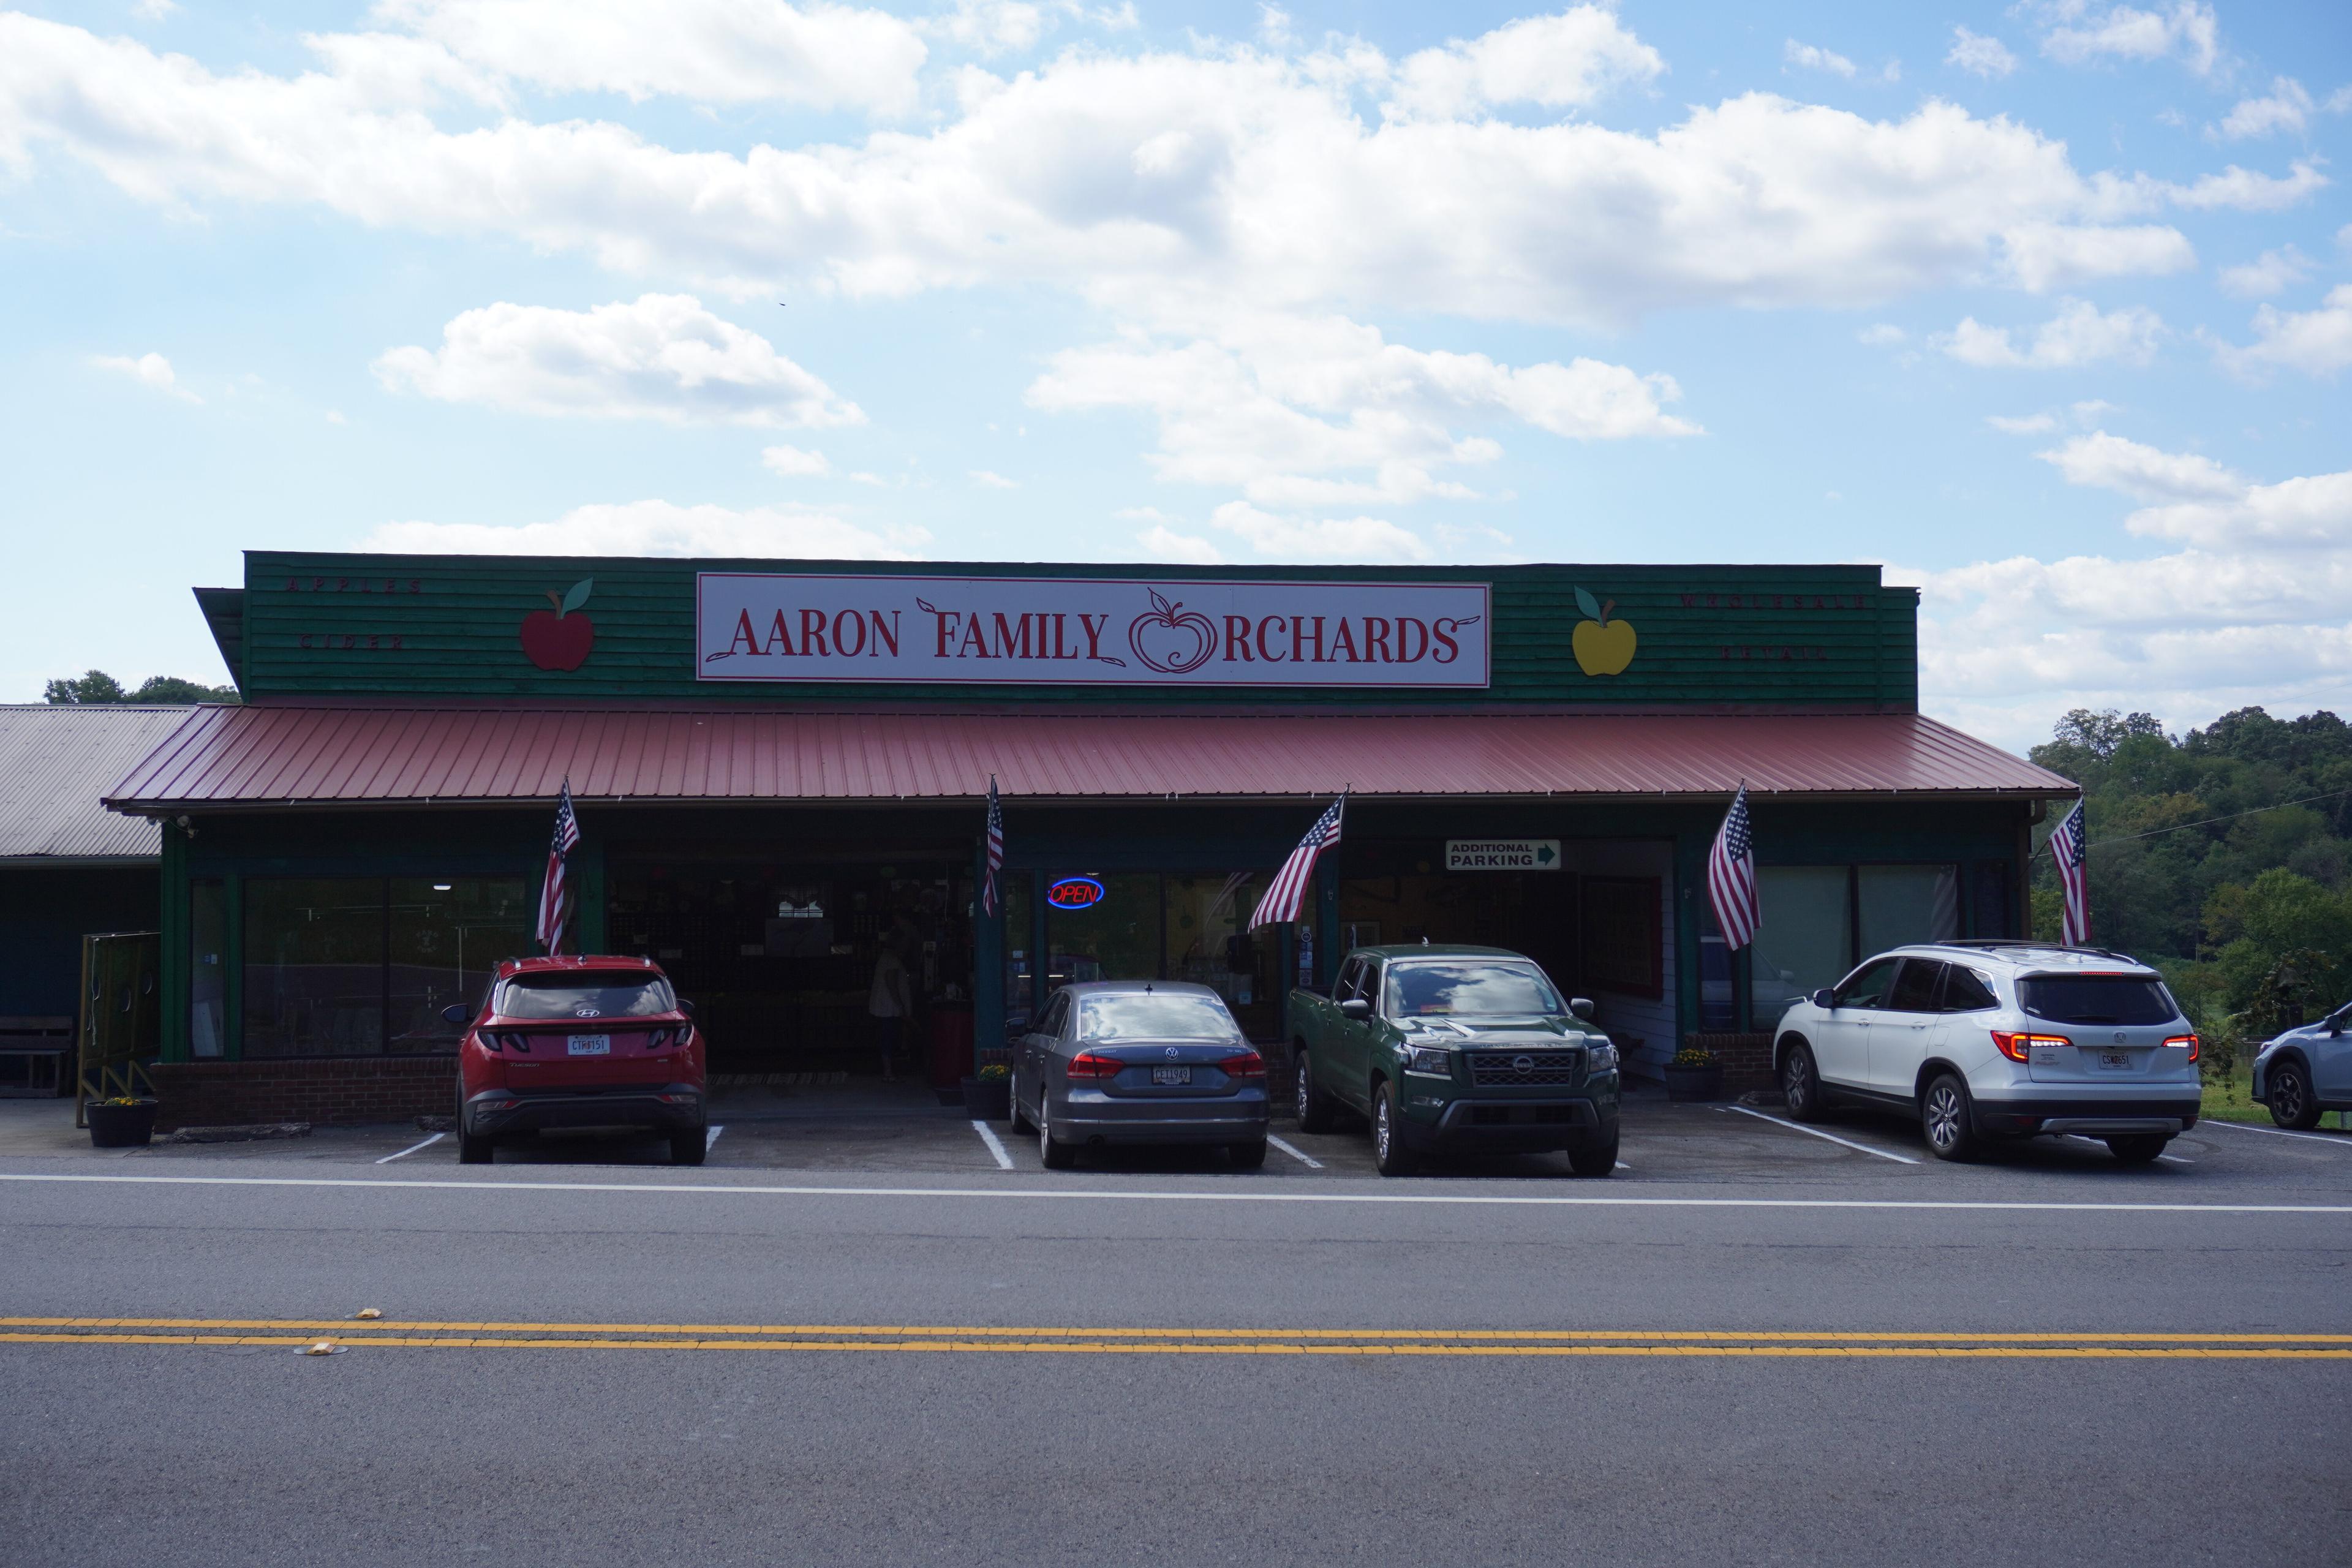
[91, 351, 198, 402]
[1206, 500, 1432, 563]
[1387, 7, 1664, 119]
[2214, 284, 2352, 379]
[1784, 40, 1855, 79]
[968, 468, 1019, 488]
[0, 16, 2207, 327]
[1857, 323, 1906, 345]
[1947, 26, 2017, 78]
[2213, 77, 2313, 140]
[1027, 311, 1695, 509]
[375, 0, 929, 114]
[1136, 522, 1224, 564]
[2035, 2, 2221, 77]
[374, 295, 864, 427]
[760, 443, 832, 477]
[133, 0, 178, 18]
[2037, 430, 2241, 505]
[1986, 412, 2058, 434]
[363, 499, 924, 557]
[2216, 244, 2310, 298]
[1937, 298, 2164, 368]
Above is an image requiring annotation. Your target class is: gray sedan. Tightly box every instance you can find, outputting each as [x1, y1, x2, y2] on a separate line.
[1009, 981, 1270, 1169]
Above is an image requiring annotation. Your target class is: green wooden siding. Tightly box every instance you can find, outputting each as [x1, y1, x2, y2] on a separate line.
[232, 553, 1918, 709]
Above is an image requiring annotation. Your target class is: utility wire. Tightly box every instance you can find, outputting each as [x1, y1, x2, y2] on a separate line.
[2084, 786, 2352, 848]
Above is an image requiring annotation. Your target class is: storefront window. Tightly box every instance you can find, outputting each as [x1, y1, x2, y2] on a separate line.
[1752, 866, 1850, 1023]
[189, 879, 226, 1058]
[1857, 864, 1962, 956]
[390, 878, 531, 1051]
[1001, 872, 1035, 1025]
[1164, 872, 1277, 1037]
[1046, 872, 1159, 990]
[243, 878, 385, 1058]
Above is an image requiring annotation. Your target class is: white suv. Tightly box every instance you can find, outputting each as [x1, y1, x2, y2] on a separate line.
[1773, 941, 2201, 1164]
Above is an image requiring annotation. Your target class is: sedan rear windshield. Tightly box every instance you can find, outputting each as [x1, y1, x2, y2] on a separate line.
[2017, 974, 2178, 1027]
[1387, 962, 1563, 1017]
[496, 973, 677, 1020]
[1078, 993, 1240, 1042]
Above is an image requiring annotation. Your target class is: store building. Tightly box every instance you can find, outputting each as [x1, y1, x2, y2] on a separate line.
[102, 552, 2073, 1127]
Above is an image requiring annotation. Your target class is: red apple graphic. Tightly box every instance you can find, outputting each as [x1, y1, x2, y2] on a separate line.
[1127, 589, 1217, 674]
[520, 579, 595, 671]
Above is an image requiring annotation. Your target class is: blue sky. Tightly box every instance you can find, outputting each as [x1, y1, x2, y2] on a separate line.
[1, 0, 2346, 746]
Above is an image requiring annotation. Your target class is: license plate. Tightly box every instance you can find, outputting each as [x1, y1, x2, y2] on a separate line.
[2098, 1051, 2132, 1070]
[1152, 1066, 1192, 1086]
[567, 1035, 611, 1057]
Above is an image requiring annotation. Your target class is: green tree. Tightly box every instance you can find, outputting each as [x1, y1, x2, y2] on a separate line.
[43, 669, 237, 705]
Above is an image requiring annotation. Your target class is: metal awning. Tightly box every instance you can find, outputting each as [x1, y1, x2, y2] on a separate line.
[104, 704, 2076, 812]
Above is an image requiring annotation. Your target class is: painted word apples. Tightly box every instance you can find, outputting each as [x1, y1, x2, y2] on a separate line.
[520, 579, 595, 671]
[1569, 586, 1636, 677]
[1126, 589, 1216, 674]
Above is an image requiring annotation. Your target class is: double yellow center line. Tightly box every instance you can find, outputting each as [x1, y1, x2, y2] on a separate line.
[5, 1318, 2350, 1359]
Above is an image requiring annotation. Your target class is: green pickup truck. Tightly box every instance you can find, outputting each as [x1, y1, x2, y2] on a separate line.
[1287, 944, 1621, 1177]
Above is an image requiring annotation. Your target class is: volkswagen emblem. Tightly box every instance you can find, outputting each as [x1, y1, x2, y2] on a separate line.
[1512, 1055, 1535, 1074]
[1165, 1047, 1180, 1059]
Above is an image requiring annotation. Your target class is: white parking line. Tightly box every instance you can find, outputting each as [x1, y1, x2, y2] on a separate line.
[1718, 1104, 1921, 1165]
[1266, 1135, 1322, 1170]
[705, 1125, 723, 1152]
[2203, 1119, 2352, 1148]
[374, 1133, 443, 1165]
[2157, 1155, 2194, 1166]
[971, 1120, 1014, 1170]
[1615, 1162, 1631, 1171]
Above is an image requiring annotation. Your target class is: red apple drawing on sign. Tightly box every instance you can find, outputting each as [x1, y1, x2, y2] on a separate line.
[520, 579, 595, 671]
[1128, 590, 1217, 674]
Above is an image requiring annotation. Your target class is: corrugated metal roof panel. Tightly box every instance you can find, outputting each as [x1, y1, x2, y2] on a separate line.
[0, 706, 192, 859]
[104, 705, 2076, 809]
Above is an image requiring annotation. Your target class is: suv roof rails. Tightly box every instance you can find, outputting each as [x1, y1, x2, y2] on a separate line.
[1942, 938, 2144, 965]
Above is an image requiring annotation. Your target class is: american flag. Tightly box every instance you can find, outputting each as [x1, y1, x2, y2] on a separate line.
[1250, 793, 1346, 930]
[535, 778, 581, 956]
[1706, 784, 1760, 951]
[980, 775, 1005, 917]
[2051, 797, 2090, 945]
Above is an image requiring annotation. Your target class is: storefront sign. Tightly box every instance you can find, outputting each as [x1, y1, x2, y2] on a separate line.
[1046, 876, 1107, 909]
[696, 574, 1491, 688]
[1446, 839, 1561, 871]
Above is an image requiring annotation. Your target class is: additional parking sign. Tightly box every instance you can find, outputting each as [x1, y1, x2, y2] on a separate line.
[1446, 839, 1561, 871]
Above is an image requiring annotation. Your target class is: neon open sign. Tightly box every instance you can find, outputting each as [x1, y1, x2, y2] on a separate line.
[1046, 876, 1106, 910]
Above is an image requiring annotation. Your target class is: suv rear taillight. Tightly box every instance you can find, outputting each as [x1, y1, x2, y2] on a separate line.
[1218, 1052, 1266, 1079]
[2166, 1033, 2199, 1061]
[1066, 1051, 1123, 1080]
[1991, 1030, 2070, 1063]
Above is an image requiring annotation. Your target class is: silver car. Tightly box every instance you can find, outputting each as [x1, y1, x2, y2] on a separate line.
[2251, 1000, 2352, 1129]
[1773, 940, 2201, 1163]
[1009, 981, 1270, 1170]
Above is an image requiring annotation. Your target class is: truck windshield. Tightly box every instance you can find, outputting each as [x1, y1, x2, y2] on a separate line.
[1078, 993, 1241, 1042]
[496, 973, 677, 1020]
[1386, 963, 1562, 1017]
[2016, 974, 2177, 1026]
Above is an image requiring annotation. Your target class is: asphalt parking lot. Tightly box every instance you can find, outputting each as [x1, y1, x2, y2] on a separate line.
[8, 1080, 2351, 1199]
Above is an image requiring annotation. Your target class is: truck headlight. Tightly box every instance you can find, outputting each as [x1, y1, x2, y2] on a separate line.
[1585, 1041, 1619, 1073]
[1406, 1047, 1455, 1078]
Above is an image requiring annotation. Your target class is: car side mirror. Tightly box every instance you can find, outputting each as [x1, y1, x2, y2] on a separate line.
[1338, 998, 1373, 1021]
[1005, 1011, 1031, 1041]
[1809, 988, 1836, 1009]
[1569, 997, 1596, 1022]
[678, 999, 696, 1017]
[440, 1003, 469, 1025]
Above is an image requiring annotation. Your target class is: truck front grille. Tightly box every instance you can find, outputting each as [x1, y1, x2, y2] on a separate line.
[1466, 1050, 1583, 1087]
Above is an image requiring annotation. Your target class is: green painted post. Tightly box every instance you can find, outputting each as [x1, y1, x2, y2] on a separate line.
[973, 834, 1003, 1050]
[1673, 826, 1706, 1058]
[158, 823, 187, 1063]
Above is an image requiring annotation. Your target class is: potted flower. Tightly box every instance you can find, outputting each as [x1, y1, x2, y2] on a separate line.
[86, 1096, 160, 1148]
[1663, 1046, 1723, 1103]
[961, 1061, 1012, 1122]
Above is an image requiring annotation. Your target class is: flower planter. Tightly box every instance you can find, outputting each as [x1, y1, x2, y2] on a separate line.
[1662, 1065, 1724, 1104]
[960, 1076, 1011, 1121]
[87, 1099, 159, 1148]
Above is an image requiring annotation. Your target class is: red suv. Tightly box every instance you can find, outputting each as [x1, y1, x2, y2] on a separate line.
[447, 957, 707, 1166]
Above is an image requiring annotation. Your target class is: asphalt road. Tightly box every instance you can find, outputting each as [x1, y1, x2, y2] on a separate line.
[4, 1094, 2350, 1567]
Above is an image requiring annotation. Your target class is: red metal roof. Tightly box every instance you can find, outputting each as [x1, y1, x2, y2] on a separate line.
[104, 706, 2074, 810]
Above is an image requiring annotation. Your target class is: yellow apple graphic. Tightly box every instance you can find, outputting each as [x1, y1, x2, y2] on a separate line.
[1570, 586, 1636, 676]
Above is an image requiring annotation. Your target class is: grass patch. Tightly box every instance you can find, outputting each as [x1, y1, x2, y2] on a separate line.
[2199, 1080, 2276, 1125]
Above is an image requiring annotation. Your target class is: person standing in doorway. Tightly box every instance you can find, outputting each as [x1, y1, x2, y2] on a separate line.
[869, 933, 915, 1081]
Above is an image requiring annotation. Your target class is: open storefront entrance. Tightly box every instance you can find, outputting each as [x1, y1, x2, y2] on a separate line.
[1001, 869, 1287, 1043]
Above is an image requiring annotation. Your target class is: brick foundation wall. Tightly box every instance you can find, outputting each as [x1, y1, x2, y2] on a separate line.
[150, 1057, 457, 1131]
[1683, 1031, 1777, 1095]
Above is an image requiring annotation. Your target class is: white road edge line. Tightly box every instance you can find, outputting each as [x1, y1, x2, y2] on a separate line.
[1719, 1104, 1921, 1165]
[2203, 1119, 2352, 1147]
[5, 1171, 2342, 1213]
[971, 1120, 1014, 1170]
[374, 1133, 443, 1166]
[705, 1125, 723, 1152]
[1266, 1135, 1322, 1170]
